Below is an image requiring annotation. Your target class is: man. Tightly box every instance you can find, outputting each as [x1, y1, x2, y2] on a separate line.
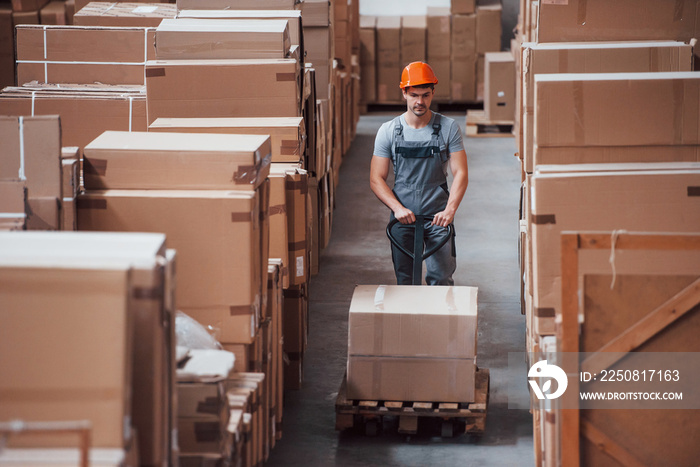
[370, 61, 469, 285]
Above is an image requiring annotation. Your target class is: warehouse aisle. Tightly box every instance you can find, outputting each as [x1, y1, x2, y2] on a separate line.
[266, 112, 533, 467]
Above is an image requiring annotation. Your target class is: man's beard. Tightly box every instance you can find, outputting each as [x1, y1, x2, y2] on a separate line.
[411, 104, 427, 116]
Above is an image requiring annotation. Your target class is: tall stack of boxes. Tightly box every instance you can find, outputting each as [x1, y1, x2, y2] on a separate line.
[512, 1, 700, 465]
[1, 0, 364, 463]
[0, 231, 177, 466]
[362, 0, 502, 104]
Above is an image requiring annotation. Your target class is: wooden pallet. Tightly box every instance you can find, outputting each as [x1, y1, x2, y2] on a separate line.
[465, 110, 513, 138]
[335, 367, 489, 437]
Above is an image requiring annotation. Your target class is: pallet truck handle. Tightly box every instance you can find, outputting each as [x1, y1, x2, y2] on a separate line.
[386, 216, 455, 284]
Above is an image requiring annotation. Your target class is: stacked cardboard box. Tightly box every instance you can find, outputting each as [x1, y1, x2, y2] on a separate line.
[0, 4, 13, 88]
[360, 14, 378, 105]
[333, 0, 353, 68]
[451, 12, 477, 102]
[347, 285, 479, 402]
[375, 15, 401, 103]
[302, 0, 333, 100]
[400, 15, 426, 67]
[78, 130, 271, 345]
[74, 2, 177, 27]
[0, 231, 177, 466]
[475, 2, 502, 101]
[0, 115, 62, 230]
[426, 7, 451, 101]
[484, 51, 515, 122]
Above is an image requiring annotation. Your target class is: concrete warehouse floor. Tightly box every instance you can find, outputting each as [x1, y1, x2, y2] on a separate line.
[266, 111, 534, 467]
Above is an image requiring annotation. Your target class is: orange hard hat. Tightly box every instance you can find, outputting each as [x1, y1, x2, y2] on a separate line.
[399, 61, 439, 89]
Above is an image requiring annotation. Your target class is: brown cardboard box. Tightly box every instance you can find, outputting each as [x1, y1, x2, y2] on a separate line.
[39, 0, 67, 24]
[178, 382, 227, 419]
[15, 25, 155, 85]
[282, 284, 306, 355]
[61, 156, 79, 231]
[0, 231, 176, 466]
[0, 5, 14, 89]
[26, 196, 60, 230]
[74, 2, 176, 27]
[77, 189, 262, 344]
[376, 15, 401, 103]
[267, 172, 290, 289]
[484, 52, 515, 122]
[300, 0, 329, 26]
[176, 10, 303, 47]
[521, 41, 693, 173]
[347, 285, 478, 358]
[12, 10, 40, 25]
[537, 0, 700, 43]
[400, 15, 426, 67]
[149, 116, 304, 164]
[0, 263, 133, 448]
[534, 72, 700, 150]
[452, 0, 475, 15]
[0, 115, 61, 200]
[303, 25, 332, 99]
[359, 15, 376, 103]
[155, 19, 290, 60]
[476, 3, 501, 54]
[176, 0, 297, 10]
[450, 14, 476, 102]
[145, 58, 301, 123]
[83, 131, 271, 190]
[0, 181, 26, 231]
[347, 357, 476, 402]
[0, 85, 147, 153]
[346, 285, 478, 402]
[270, 163, 308, 286]
[426, 7, 450, 101]
[530, 163, 700, 335]
[12, 0, 49, 13]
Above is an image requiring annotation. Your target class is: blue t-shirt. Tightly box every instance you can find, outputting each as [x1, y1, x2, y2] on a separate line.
[373, 112, 465, 161]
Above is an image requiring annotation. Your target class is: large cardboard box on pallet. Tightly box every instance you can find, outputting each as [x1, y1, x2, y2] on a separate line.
[484, 52, 515, 122]
[347, 285, 478, 402]
[451, 13, 476, 102]
[0, 231, 177, 466]
[150, 116, 305, 164]
[74, 2, 177, 27]
[426, 7, 450, 101]
[376, 15, 402, 103]
[476, 3, 501, 55]
[145, 58, 301, 123]
[537, 0, 700, 44]
[300, 0, 329, 26]
[0, 85, 147, 152]
[530, 163, 700, 335]
[83, 131, 271, 190]
[154, 18, 291, 60]
[15, 25, 155, 85]
[521, 43, 694, 172]
[78, 189, 264, 344]
[176, 9, 303, 48]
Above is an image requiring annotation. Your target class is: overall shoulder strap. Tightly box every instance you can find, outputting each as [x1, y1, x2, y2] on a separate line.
[431, 113, 442, 136]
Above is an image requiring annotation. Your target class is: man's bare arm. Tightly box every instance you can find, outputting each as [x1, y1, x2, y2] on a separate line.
[431, 149, 468, 227]
[369, 155, 416, 224]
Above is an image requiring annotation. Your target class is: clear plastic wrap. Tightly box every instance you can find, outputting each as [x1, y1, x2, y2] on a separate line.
[175, 310, 222, 350]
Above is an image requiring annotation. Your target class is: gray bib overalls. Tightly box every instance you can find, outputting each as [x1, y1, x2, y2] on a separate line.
[389, 113, 456, 285]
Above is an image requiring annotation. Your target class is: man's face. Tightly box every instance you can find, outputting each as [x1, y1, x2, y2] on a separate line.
[403, 86, 434, 117]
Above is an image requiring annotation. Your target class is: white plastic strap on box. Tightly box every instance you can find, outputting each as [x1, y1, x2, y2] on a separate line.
[18, 116, 26, 181]
[43, 26, 48, 82]
[144, 28, 148, 62]
[30, 91, 36, 116]
[19, 59, 146, 66]
[608, 229, 628, 290]
[128, 96, 133, 132]
[0, 213, 27, 218]
[104, 2, 116, 13]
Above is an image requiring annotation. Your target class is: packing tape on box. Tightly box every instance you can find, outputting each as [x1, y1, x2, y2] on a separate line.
[689, 187, 700, 197]
[276, 72, 296, 82]
[268, 204, 286, 215]
[77, 198, 107, 209]
[285, 179, 307, 194]
[132, 285, 161, 300]
[447, 288, 461, 356]
[287, 240, 306, 252]
[230, 212, 253, 223]
[531, 214, 556, 225]
[280, 140, 301, 155]
[534, 307, 555, 318]
[230, 304, 254, 316]
[17, 116, 26, 181]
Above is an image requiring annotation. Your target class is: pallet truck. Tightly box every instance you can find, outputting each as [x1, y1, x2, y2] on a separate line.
[334, 216, 489, 437]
